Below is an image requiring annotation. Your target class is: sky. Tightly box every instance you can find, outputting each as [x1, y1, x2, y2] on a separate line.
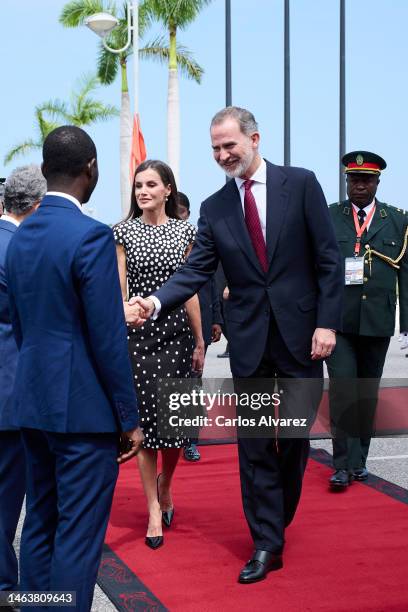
[1, 0, 408, 225]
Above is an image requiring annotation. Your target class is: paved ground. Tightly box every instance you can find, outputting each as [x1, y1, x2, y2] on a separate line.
[14, 332, 408, 610]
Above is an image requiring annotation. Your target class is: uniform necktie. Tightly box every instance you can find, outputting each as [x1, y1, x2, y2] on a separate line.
[357, 209, 366, 227]
[243, 180, 268, 272]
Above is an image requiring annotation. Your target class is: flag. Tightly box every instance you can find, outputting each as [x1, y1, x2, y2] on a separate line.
[129, 114, 147, 183]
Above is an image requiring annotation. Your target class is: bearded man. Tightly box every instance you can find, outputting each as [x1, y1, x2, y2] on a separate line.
[134, 106, 343, 583]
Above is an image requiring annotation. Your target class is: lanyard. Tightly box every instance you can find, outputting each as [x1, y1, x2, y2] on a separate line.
[352, 205, 376, 255]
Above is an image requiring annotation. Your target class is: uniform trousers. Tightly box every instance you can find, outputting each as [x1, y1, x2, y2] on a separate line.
[327, 333, 390, 470]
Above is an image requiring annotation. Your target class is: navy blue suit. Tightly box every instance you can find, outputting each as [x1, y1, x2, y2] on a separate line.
[6, 195, 139, 610]
[155, 161, 343, 552]
[0, 218, 26, 591]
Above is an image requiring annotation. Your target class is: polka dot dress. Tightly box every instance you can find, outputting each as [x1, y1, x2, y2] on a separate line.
[114, 217, 196, 449]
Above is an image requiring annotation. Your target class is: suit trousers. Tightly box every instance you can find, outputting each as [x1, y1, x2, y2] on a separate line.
[327, 333, 390, 470]
[0, 431, 26, 590]
[237, 316, 322, 554]
[19, 429, 119, 612]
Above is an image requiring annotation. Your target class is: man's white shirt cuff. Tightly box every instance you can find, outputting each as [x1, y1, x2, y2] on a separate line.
[150, 296, 161, 319]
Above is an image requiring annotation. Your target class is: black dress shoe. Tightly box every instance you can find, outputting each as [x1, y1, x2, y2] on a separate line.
[329, 469, 353, 489]
[353, 467, 369, 481]
[145, 535, 164, 550]
[157, 473, 175, 527]
[238, 550, 283, 584]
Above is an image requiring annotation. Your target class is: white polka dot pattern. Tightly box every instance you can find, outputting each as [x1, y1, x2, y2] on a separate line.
[113, 218, 196, 449]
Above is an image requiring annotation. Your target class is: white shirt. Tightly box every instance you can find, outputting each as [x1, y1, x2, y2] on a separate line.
[1, 214, 20, 227]
[46, 191, 83, 212]
[351, 200, 375, 231]
[235, 158, 267, 241]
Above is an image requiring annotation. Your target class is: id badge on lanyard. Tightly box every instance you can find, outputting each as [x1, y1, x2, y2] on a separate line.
[344, 205, 376, 285]
[345, 257, 364, 285]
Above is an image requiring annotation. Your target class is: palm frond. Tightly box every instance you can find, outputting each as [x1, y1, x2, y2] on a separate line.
[59, 0, 116, 27]
[38, 99, 69, 121]
[73, 100, 119, 125]
[141, 0, 212, 29]
[140, 37, 204, 82]
[97, 41, 119, 84]
[70, 73, 99, 118]
[76, 73, 101, 98]
[4, 140, 41, 165]
[35, 107, 63, 140]
[138, 0, 154, 37]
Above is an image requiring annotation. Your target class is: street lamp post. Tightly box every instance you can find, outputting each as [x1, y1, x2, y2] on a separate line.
[85, 1, 139, 114]
[85, 1, 139, 215]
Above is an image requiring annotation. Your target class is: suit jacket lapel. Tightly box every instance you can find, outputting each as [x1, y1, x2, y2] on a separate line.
[223, 179, 265, 275]
[265, 161, 289, 268]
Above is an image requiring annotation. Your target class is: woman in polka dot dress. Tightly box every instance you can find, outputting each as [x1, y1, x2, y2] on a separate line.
[114, 160, 205, 549]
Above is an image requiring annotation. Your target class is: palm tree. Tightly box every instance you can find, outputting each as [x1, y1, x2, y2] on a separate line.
[4, 73, 118, 165]
[40, 73, 118, 126]
[141, 0, 211, 183]
[4, 108, 60, 165]
[59, 0, 204, 212]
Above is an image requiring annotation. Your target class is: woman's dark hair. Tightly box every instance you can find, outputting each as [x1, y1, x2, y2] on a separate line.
[127, 159, 179, 220]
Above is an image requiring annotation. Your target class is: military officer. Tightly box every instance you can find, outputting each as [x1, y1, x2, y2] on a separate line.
[327, 151, 408, 489]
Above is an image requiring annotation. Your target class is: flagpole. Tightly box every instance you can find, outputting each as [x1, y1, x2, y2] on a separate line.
[132, 0, 139, 116]
[284, 0, 290, 166]
[339, 0, 346, 202]
[225, 0, 232, 185]
[225, 0, 232, 107]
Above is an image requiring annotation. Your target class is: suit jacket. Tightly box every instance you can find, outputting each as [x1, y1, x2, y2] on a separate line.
[198, 277, 223, 346]
[329, 199, 408, 336]
[5, 195, 139, 433]
[0, 219, 19, 430]
[156, 160, 343, 376]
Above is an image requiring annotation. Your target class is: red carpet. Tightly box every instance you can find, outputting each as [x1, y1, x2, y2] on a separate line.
[101, 445, 408, 611]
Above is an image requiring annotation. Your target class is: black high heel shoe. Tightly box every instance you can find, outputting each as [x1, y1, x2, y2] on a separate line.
[145, 535, 164, 550]
[157, 473, 175, 528]
[162, 508, 174, 528]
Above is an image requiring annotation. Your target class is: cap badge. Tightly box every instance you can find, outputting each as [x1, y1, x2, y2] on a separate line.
[356, 154, 364, 166]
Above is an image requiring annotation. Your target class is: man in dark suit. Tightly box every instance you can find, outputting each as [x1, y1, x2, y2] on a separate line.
[6, 126, 144, 610]
[0, 165, 46, 592]
[134, 107, 343, 583]
[327, 151, 408, 489]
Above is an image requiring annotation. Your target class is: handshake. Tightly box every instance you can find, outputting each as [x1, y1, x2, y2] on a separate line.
[123, 296, 156, 327]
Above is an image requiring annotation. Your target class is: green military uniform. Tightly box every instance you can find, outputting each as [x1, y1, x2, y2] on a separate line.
[327, 153, 408, 475]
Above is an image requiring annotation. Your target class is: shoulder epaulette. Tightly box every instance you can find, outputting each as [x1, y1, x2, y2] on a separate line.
[380, 202, 407, 216]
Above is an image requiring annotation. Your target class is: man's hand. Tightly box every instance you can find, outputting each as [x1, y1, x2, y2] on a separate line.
[123, 301, 147, 326]
[130, 296, 155, 320]
[118, 426, 144, 464]
[211, 324, 222, 343]
[192, 341, 205, 373]
[311, 328, 336, 360]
